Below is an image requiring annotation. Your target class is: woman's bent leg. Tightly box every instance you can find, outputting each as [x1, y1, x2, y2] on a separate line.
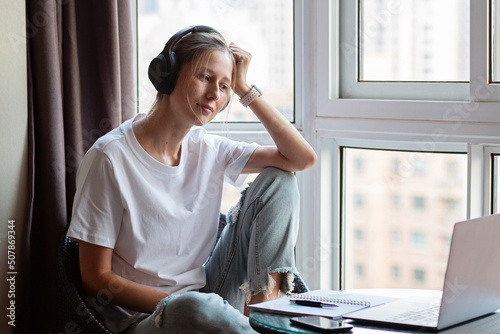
[123, 292, 257, 334]
[202, 167, 300, 313]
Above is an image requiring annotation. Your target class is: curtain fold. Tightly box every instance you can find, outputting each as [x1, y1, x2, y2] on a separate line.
[20, 1, 136, 332]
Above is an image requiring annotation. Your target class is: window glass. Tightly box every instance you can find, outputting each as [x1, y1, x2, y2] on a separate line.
[343, 148, 467, 290]
[359, 0, 469, 82]
[220, 174, 258, 214]
[493, 0, 500, 82]
[137, 0, 294, 122]
[392, 265, 400, 279]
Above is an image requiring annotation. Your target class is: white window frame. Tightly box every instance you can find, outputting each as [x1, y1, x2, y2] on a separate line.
[339, 0, 469, 101]
[295, 0, 500, 290]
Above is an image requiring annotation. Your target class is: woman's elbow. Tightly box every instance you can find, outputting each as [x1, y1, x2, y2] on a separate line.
[293, 151, 317, 172]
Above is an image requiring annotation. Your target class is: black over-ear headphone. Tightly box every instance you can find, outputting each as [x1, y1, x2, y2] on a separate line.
[148, 25, 222, 95]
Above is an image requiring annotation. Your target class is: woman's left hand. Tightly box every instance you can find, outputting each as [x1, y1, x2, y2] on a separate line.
[229, 43, 317, 173]
[229, 43, 252, 97]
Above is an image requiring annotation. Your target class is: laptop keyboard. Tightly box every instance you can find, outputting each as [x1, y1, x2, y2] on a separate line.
[389, 304, 440, 326]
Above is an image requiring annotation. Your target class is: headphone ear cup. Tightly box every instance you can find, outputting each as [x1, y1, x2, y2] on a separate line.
[163, 50, 178, 94]
[148, 54, 170, 93]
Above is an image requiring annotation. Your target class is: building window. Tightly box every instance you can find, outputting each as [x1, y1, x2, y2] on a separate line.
[443, 198, 458, 212]
[390, 230, 401, 245]
[355, 157, 364, 173]
[392, 194, 400, 208]
[413, 196, 425, 210]
[356, 264, 365, 278]
[392, 266, 400, 280]
[354, 194, 365, 208]
[355, 228, 365, 242]
[446, 160, 459, 177]
[412, 232, 427, 249]
[414, 269, 426, 283]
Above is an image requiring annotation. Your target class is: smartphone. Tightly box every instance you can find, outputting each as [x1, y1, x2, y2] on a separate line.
[290, 316, 353, 332]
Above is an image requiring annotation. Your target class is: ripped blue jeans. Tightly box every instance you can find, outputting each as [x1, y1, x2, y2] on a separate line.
[123, 167, 300, 333]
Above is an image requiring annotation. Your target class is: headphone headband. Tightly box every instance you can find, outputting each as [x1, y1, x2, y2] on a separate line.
[148, 25, 222, 95]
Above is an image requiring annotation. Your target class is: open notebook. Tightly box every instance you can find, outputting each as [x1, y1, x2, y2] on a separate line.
[345, 214, 500, 331]
[249, 290, 395, 318]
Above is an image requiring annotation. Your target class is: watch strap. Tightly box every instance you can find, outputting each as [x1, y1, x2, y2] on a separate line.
[240, 85, 262, 108]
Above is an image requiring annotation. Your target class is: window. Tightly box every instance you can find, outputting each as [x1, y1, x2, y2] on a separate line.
[413, 196, 425, 210]
[334, 0, 500, 103]
[354, 228, 365, 247]
[447, 160, 459, 177]
[412, 232, 427, 249]
[342, 148, 467, 290]
[359, 0, 469, 83]
[355, 264, 365, 278]
[392, 194, 400, 208]
[390, 230, 401, 245]
[443, 198, 458, 212]
[338, 0, 471, 101]
[137, 0, 294, 122]
[413, 268, 426, 283]
[391, 265, 400, 280]
[354, 194, 365, 208]
[354, 157, 364, 172]
[308, 0, 500, 292]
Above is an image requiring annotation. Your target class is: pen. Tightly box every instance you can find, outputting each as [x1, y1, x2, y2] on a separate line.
[290, 299, 338, 308]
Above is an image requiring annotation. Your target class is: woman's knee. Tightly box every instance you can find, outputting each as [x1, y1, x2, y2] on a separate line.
[165, 292, 217, 317]
[255, 167, 299, 202]
[156, 292, 253, 333]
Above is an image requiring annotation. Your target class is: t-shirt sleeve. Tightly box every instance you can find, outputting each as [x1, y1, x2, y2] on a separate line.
[67, 149, 123, 248]
[217, 137, 259, 187]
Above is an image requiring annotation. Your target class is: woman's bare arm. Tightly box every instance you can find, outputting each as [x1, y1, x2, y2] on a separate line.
[229, 43, 317, 173]
[79, 240, 168, 314]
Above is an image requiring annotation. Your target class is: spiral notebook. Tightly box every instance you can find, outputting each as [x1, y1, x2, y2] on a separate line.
[249, 290, 395, 318]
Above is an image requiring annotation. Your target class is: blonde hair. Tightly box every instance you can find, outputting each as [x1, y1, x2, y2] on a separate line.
[147, 31, 235, 116]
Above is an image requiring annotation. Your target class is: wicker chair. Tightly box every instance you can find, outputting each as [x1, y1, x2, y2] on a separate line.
[57, 234, 112, 334]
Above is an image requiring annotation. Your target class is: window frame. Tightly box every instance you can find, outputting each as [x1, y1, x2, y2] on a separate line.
[339, 0, 470, 101]
[296, 0, 500, 290]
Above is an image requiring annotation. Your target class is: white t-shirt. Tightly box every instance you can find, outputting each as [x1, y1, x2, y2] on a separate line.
[67, 114, 258, 332]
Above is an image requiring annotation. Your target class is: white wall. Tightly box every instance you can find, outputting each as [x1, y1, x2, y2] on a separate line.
[0, 1, 28, 333]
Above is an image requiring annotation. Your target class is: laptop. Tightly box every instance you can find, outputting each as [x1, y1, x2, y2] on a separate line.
[344, 214, 500, 331]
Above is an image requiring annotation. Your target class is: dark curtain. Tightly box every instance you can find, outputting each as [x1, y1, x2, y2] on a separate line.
[20, 1, 136, 332]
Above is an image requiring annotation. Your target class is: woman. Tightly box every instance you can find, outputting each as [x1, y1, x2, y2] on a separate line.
[67, 26, 316, 333]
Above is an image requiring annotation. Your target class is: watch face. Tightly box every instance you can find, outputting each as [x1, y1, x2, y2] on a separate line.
[253, 85, 263, 95]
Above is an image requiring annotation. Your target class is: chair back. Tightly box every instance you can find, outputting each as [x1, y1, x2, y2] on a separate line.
[57, 235, 112, 334]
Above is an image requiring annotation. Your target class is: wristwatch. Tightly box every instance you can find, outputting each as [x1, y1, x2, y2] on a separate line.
[240, 85, 263, 108]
